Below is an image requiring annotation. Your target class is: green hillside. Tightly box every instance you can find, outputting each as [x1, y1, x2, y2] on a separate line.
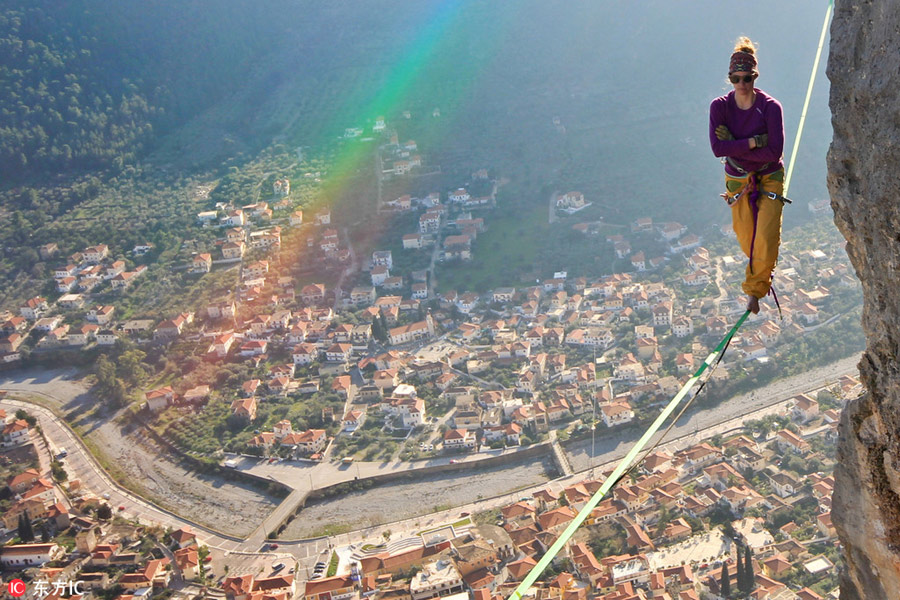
[0, 0, 834, 305]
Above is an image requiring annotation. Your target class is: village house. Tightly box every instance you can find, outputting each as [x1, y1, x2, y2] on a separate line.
[601, 401, 635, 427]
[557, 191, 586, 209]
[659, 221, 687, 241]
[614, 353, 646, 382]
[145, 386, 175, 413]
[403, 233, 424, 249]
[65, 323, 97, 346]
[57, 293, 85, 310]
[775, 429, 811, 454]
[791, 393, 820, 423]
[372, 250, 393, 269]
[222, 240, 245, 259]
[96, 329, 117, 345]
[301, 283, 327, 305]
[449, 188, 470, 203]
[103, 260, 125, 280]
[87, 305, 115, 325]
[443, 428, 477, 451]
[420, 211, 442, 233]
[82, 244, 109, 263]
[292, 343, 319, 365]
[0, 543, 64, 569]
[672, 315, 694, 337]
[38, 242, 59, 260]
[192, 253, 212, 273]
[2, 419, 31, 448]
[652, 301, 674, 326]
[349, 285, 376, 306]
[371, 265, 390, 286]
[173, 547, 201, 581]
[293, 429, 327, 455]
[110, 265, 147, 289]
[325, 343, 353, 363]
[119, 558, 171, 590]
[443, 234, 472, 261]
[341, 409, 364, 432]
[388, 315, 435, 346]
[0, 333, 25, 354]
[249, 228, 281, 249]
[56, 276, 77, 293]
[231, 397, 258, 422]
[20, 297, 49, 320]
[242, 260, 269, 281]
[154, 312, 193, 341]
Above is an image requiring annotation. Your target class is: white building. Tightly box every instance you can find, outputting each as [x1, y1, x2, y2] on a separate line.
[410, 561, 465, 600]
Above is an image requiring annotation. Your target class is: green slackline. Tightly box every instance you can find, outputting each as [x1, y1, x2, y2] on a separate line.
[784, 0, 833, 197]
[508, 310, 750, 600]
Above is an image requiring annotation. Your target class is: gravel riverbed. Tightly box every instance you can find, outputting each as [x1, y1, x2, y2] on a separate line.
[280, 455, 555, 539]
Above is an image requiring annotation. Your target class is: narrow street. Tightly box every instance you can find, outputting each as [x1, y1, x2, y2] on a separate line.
[332, 227, 358, 311]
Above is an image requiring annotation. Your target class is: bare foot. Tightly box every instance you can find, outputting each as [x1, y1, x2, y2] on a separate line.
[747, 295, 760, 314]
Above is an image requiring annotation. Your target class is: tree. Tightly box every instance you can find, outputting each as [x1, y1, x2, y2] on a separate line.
[117, 347, 148, 385]
[95, 354, 129, 407]
[15, 410, 37, 427]
[742, 546, 755, 594]
[371, 317, 385, 342]
[18, 513, 35, 542]
[97, 503, 113, 520]
[720, 562, 730, 598]
[736, 545, 746, 593]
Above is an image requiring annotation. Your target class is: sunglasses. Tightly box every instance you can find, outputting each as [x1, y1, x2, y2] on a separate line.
[730, 74, 756, 84]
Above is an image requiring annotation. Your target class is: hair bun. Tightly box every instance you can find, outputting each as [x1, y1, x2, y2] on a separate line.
[733, 36, 757, 55]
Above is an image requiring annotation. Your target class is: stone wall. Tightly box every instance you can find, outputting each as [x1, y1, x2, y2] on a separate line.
[827, 1, 900, 597]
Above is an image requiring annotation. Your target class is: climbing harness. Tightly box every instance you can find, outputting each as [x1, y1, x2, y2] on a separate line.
[723, 188, 792, 207]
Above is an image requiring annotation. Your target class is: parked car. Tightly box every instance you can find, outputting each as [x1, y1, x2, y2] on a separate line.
[272, 562, 285, 572]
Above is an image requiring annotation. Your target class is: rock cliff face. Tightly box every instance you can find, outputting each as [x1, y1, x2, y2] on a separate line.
[828, 1, 900, 598]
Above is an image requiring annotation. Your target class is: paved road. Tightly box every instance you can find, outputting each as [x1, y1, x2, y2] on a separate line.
[548, 190, 559, 224]
[566, 354, 861, 472]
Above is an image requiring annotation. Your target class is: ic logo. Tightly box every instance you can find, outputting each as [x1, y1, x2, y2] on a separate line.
[8, 579, 26, 597]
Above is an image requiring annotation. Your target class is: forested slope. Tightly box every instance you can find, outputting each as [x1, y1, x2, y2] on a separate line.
[0, 1, 290, 182]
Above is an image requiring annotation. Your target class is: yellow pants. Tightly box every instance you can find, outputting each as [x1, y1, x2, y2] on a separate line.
[726, 169, 785, 299]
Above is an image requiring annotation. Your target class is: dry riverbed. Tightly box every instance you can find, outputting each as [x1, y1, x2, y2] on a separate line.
[1, 368, 278, 537]
[87, 420, 278, 537]
[280, 455, 554, 539]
